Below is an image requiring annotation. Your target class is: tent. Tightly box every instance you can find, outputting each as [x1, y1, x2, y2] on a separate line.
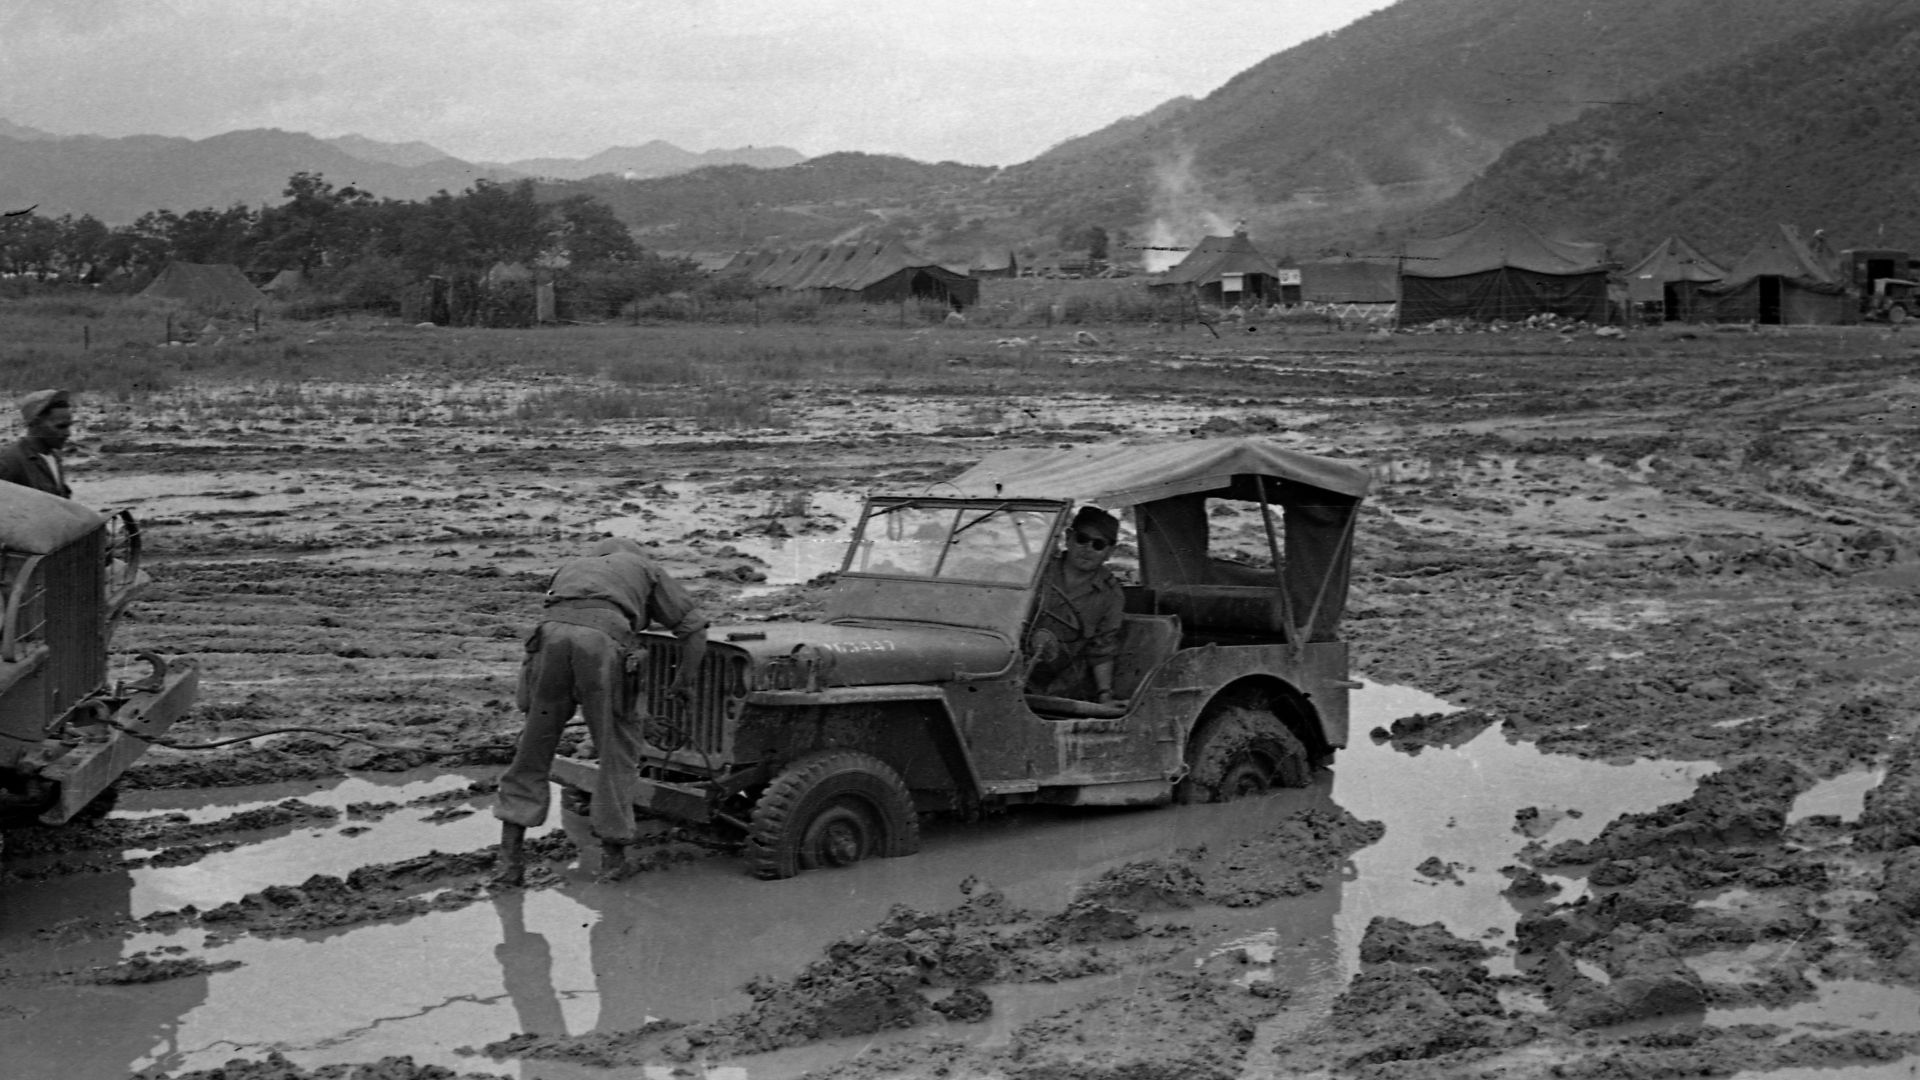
[1623, 237, 1727, 322]
[138, 262, 267, 311]
[1298, 257, 1400, 304]
[1698, 224, 1853, 325]
[725, 240, 978, 308]
[1397, 217, 1610, 325]
[259, 269, 305, 296]
[1150, 231, 1284, 304]
[970, 250, 1019, 279]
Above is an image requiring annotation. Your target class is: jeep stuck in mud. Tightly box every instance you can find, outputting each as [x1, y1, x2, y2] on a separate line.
[0, 485, 200, 853]
[554, 437, 1370, 878]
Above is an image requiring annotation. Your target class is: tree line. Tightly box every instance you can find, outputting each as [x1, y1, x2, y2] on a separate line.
[0, 173, 704, 322]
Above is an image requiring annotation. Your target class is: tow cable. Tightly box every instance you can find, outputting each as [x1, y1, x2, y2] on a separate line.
[95, 717, 583, 757]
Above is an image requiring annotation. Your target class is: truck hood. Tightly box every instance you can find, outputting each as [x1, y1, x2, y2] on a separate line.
[714, 621, 1013, 688]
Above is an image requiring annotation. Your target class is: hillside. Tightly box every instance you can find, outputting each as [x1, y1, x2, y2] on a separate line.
[1403, 0, 1920, 262]
[503, 141, 806, 181]
[982, 0, 1882, 255]
[547, 153, 995, 251]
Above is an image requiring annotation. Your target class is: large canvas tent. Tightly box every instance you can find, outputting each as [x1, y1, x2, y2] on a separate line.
[1624, 237, 1727, 321]
[721, 239, 978, 308]
[1699, 224, 1853, 325]
[1397, 217, 1610, 325]
[1298, 257, 1399, 304]
[1150, 231, 1285, 304]
[138, 262, 267, 311]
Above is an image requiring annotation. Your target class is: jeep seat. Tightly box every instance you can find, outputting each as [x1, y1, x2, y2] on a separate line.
[1150, 585, 1286, 636]
[1026, 612, 1181, 718]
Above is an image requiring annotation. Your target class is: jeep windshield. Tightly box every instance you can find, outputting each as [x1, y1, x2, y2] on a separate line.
[845, 498, 1059, 586]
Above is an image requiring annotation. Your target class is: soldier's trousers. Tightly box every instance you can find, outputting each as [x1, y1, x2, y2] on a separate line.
[494, 621, 642, 843]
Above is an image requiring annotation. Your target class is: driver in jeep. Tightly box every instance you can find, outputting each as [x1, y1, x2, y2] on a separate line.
[1024, 505, 1125, 704]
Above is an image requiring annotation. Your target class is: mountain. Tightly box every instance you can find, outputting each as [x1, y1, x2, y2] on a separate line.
[325, 134, 455, 168]
[0, 128, 517, 223]
[1398, 0, 1920, 261]
[980, 0, 1884, 256]
[0, 118, 59, 141]
[504, 140, 806, 180]
[0, 125, 800, 224]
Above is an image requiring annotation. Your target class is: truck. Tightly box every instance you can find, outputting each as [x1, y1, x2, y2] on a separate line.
[1840, 248, 1918, 322]
[0, 484, 199, 852]
[553, 437, 1371, 878]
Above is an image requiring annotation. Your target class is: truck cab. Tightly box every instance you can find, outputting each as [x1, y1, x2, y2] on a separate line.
[553, 437, 1370, 877]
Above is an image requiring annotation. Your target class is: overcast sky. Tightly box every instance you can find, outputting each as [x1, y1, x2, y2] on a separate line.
[0, 0, 1394, 166]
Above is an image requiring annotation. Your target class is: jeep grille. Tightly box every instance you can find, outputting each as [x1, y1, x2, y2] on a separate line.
[637, 637, 747, 758]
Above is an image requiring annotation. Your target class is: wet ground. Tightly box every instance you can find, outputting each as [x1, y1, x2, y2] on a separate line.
[7, 322, 1920, 1078]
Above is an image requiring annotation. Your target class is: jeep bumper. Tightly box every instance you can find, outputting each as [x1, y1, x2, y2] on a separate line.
[550, 755, 715, 824]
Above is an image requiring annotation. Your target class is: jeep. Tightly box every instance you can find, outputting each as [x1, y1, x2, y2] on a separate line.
[553, 436, 1369, 878]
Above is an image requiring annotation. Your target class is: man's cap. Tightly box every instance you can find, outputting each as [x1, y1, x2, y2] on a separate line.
[19, 389, 71, 426]
[1070, 505, 1120, 544]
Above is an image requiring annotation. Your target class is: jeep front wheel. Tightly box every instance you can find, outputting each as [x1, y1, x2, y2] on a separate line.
[747, 749, 920, 879]
[1176, 704, 1311, 804]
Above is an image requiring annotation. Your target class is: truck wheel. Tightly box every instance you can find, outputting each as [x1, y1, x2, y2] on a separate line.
[747, 749, 919, 879]
[1176, 705, 1311, 804]
[1893, 305, 1911, 324]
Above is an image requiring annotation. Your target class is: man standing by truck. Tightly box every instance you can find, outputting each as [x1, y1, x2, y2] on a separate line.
[494, 537, 709, 885]
[0, 389, 75, 498]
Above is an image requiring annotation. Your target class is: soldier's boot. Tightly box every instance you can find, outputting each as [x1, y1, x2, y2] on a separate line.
[491, 823, 527, 887]
[597, 839, 632, 883]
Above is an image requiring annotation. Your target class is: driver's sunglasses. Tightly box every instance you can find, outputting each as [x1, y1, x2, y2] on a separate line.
[1070, 532, 1111, 551]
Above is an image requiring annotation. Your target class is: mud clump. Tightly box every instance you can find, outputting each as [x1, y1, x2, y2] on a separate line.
[81, 954, 242, 985]
[1304, 917, 1520, 1068]
[151, 1050, 507, 1078]
[999, 971, 1280, 1080]
[1537, 756, 1808, 867]
[1541, 929, 1708, 1029]
[1370, 707, 1498, 752]
[930, 986, 992, 1022]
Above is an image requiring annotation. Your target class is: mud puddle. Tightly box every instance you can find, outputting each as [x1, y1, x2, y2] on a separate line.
[0, 682, 1736, 1079]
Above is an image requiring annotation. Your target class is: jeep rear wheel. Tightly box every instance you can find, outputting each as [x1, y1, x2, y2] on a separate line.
[747, 749, 920, 879]
[1176, 704, 1311, 804]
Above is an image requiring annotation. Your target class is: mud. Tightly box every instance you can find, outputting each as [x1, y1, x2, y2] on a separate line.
[7, 324, 1920, 1077]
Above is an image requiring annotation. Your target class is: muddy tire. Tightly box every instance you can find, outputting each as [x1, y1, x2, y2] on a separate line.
[1176, 704, 1311, 804]
[747, 749, 919, 879]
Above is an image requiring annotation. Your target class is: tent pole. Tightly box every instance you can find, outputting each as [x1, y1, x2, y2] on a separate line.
[1255, 475, 1298, 650]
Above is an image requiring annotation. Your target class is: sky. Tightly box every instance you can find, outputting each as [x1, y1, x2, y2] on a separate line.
[0, 0, 1394, 166]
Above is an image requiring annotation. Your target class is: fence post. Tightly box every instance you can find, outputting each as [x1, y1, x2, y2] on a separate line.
[83, 323, 89, 352]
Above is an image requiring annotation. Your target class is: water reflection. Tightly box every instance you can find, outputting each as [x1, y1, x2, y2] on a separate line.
[0, 682, 1727, 1078]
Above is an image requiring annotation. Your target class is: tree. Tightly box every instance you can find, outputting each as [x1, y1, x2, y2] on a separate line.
[256, 171, 375, 272]
[552, 194, 639, 265]
[458, 179, 549, 267]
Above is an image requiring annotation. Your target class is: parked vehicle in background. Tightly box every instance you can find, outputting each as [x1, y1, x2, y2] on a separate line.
[554, 438, 1371, 878]
[1840, 248, 1917, 322]
[0, 485, 199, 853]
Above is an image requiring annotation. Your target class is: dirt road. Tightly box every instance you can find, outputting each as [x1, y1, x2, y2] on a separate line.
[6, 321, 1920, 1079]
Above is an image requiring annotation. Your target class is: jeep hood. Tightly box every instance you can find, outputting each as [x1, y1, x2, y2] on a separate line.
[714, 621, 1012, 687]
